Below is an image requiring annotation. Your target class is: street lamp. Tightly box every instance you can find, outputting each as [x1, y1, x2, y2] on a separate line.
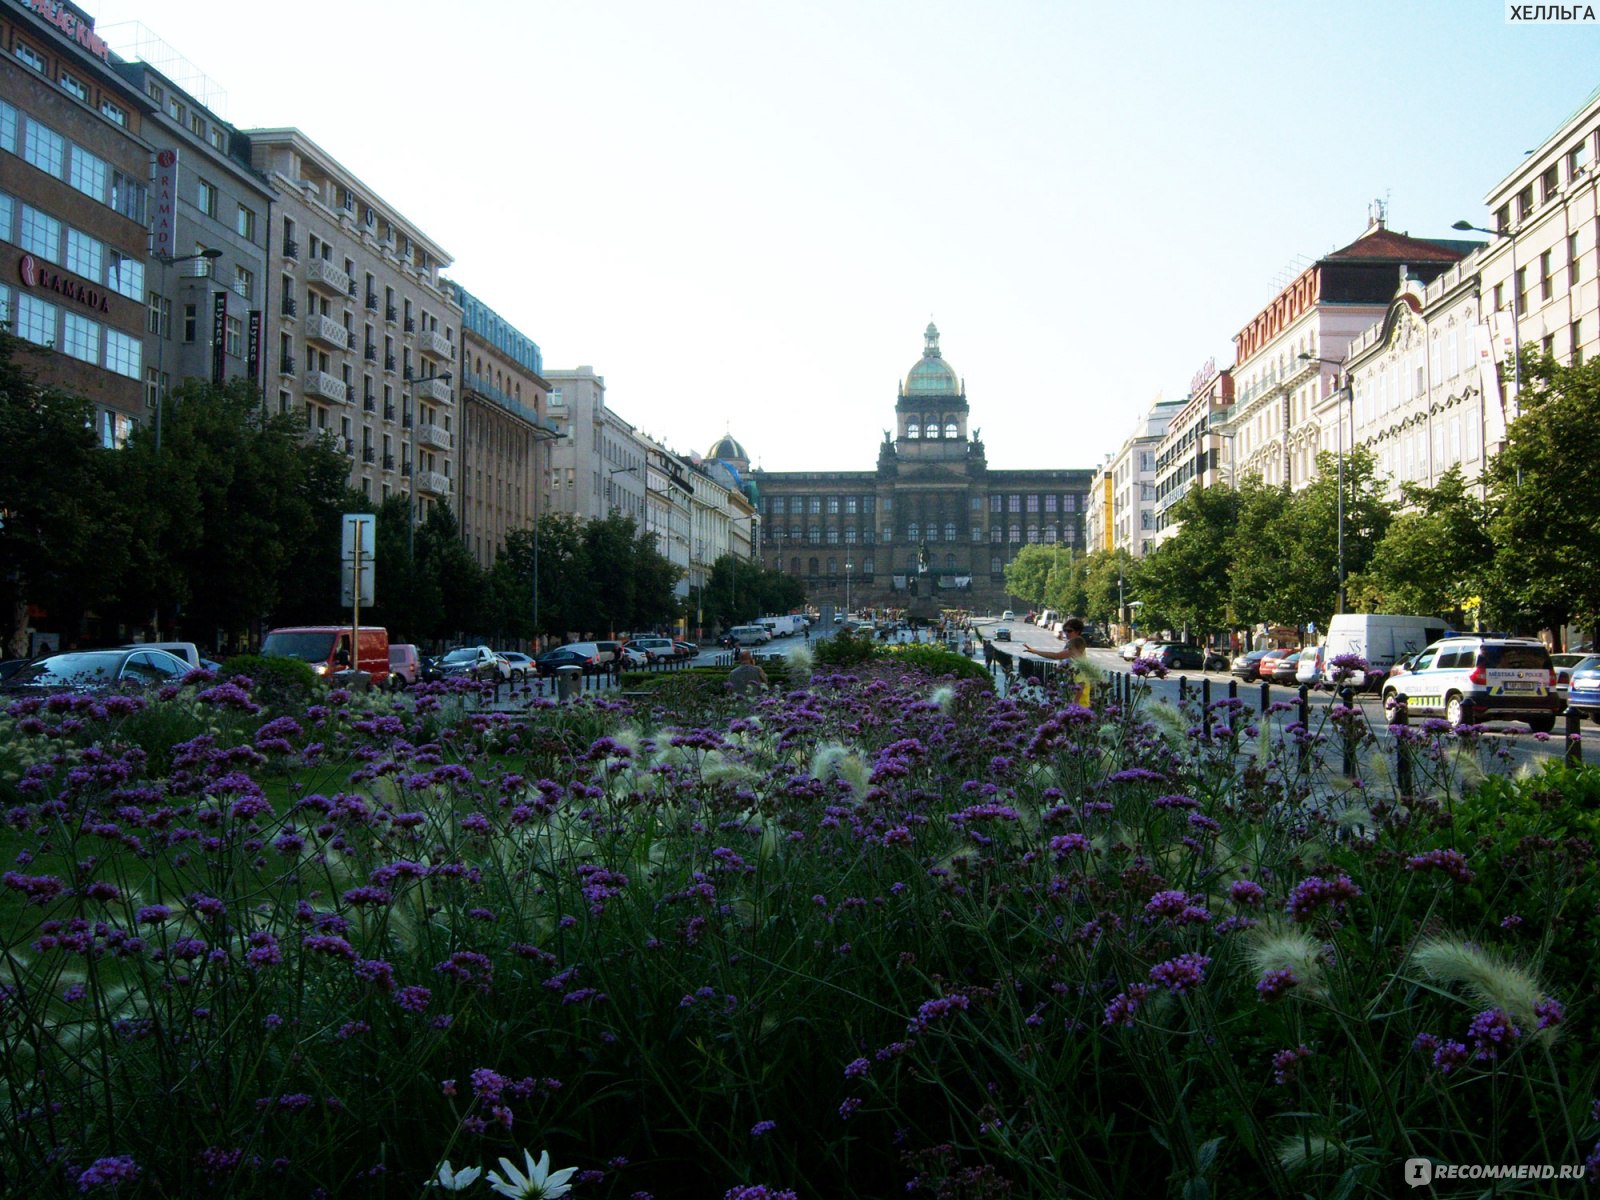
[845, 559, 853, 615]
[607, 464, 638, 513]
[150, 246, 223, 451]
[404, 370, 453, 561]
[1300, 352, 1355, 614]
[1452, 219, 1523, 416]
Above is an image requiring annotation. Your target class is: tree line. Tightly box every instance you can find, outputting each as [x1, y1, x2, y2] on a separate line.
[1004, 353, 1600, 649]
[0, 335, 801, 655]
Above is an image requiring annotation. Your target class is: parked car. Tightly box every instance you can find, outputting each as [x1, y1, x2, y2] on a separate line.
[1, 648, 192, 695]
[1566, 655, 1600, 722]
[497, 651, 536, 682]
[262, 625, 390, 684]
[628, 636, 681, 663]
[1142, 643, 1202, 671]
[1551, 652, 1588, 711]
[436, 645, 510, 683]
[116, 641, 202, 669]
[535, 646, 601, 676]
[1293, 645, 1326, 689]
[1380, 634, 1559, 731]
[618, 646, 649, 668]
[389, 643, 423, 688]
[1257, 648, 1298, 681]
[672, 640, 698, 659]
[1323, 613, 1449, 692]
[1118, 640, 1147, 661]
[1229, 650, 1269, 680]
[1270, 652, 1304, 685]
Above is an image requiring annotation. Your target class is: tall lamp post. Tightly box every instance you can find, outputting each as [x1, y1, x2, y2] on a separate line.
[1299, 353, 1355, 614]
[404, 370, 453, 562]
[606, 464, 638, 513]
[845, 559, 853, 616]
[1452, 219, 1523, 417]
[150, 246, 222, 450]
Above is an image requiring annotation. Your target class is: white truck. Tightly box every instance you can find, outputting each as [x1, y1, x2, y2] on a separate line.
[1323, 613, 1451, 691]
[756, 614, 803, 638]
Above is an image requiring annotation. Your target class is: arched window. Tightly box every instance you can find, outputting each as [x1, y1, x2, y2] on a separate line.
[1009, 525, 1021, 544]
[944, 420, 958, 439]
[808, 557, 820, 576]
[1027, 526, 1041, 543]
[944, 521, 957, 542]
[826, 557, 837, 576]
[862, 557, 875, 574]
[844, 526, 857, 543]
[906, 421, 920, 439]
[907, 521, 920, 542]
[790, 556, 801, 573]
[925, 524, 937, 544]
[990, 527, 1002, 543]
[990, 556, 1002, 574]
[944, 553, 956, 568]
[1044, 525, 1058, 543]
[773, 556, 783, 571]
[827, 528, 839, 545]
[809, 525, 821, 543]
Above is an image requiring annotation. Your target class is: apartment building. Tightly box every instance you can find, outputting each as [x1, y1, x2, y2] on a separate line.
[1342, 255, 1490, 505]
[1, 0, 151, 444]
[1474, 84, 1599, 399]
[110, 51, 272, 411]
[246, 127, 459, 516]
[542, 365, 650, 525]
[640, 433, 693, 600]
[1228, 214, 1471, 491]
[451, 283, 555, 568]
[1152, 359, 1234, 542]
[1105, 397, 1182, 558]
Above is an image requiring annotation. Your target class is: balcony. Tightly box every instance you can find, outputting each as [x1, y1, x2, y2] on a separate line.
[365, 292, 379, 311]
[306, 312, 348, 349]
[385, 305, 398, 323]
[363, 344, 377, 362]
[382, 453, 395, 471]
[416, 469, 450, 497]
[416, 328, 454, 361]
[279, 354, 296, 376]
[346, 330, 356, 349]
[418, 423, 452, 451]
[303, 370, 349, 404]
[361, 446, 375, 464]
[280, 296, 297, 319]
[283, 238, 299, 261]
[362, 394, 376, 412]
[402, 461, 412, 476]
[412, 376, 451, 403]
[403, 316, 416, 333]
[383, 403, 396, 420]
[304, 258, 351, 296]
[384, 354, 397, 372]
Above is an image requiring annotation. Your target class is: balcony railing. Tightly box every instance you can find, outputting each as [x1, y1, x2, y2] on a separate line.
[416, 328, 454, 361]
[365, 292, 379, 311]
[412, 376, 451, 403]
[283, 238, 299, 261]
[385, 305, 398, 323]
[279, 354, 296, 375]
[303, 370, 349, 404]
[401, 461, 412, 476]
[403, 316, 416, 333]
[304, 258, 351, 295]
[418, 423, 452, 451]
[382, 453, 395, 471]
[306, 312, 348, 349]
[401, 413, 413, 429]
[363, 345, 377, 362]
[362, 395, 376, 412]
[383, 403, 396, 420]
[384, 354, 397, 372]
[361, 446, 375, 463]
[280, 297, 297, 318]
[416, 469, 450, 497]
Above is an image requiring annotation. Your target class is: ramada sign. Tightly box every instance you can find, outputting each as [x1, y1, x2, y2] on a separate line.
[18, 254, 111, 314]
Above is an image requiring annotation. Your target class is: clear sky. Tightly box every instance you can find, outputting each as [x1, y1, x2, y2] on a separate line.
[87, 0, 1600, 473]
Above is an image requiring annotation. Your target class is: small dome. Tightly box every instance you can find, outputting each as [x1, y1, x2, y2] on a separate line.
[707, 433, 749, 466]
[904, 322, 960, 396]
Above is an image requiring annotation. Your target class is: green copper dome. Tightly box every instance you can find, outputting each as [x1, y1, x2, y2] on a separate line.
[905, 322, 960, 396]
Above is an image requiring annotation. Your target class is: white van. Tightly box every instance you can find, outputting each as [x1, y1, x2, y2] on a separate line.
[1323, 614, 1450, 691]
[727, 625, 772, 646]
[119, 641, 202, 669]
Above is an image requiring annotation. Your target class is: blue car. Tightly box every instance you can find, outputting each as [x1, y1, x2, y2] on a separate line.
[1567, 655, 1600, 721]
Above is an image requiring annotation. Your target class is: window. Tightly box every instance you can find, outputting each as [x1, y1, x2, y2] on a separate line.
[110, 171, 146, 222]
[1009, 495, 1021, 512]
[808, 496, 821, 514]
[906, 422, 919, 439]
[226, 315, 242, 357]
[845, 496, 857, 514]
[0, 99, 14, 152]
[1516, 267, 1528, 316]
[236, 205, 256, 241]
[107, 251, 143, 301]
[24, 119, 65, 177]
[100, 101, 126, 127]
[197, 179, 218, 218]
[100, 411, 134, 450]
[166, 96, 184, 123]
[209, 127, 227, 152]
[826, 495, 840, 514]
[944, 522, 957, 542]
[907, 522, 919, 542]
[1540, 250, 1553, 302]
[14, 40, 45, 72]
[1009, 525, 1021, 544]
[827, 528, 840, 545]
[1571, 139, 1591, 177]
[1573, 320, 1584, 365]
[182, 303, 197, 343]
[233, 265, 253, 300]
[59, 72, 87, 101]
[845, 526, 857, 544]
[808, 525, 821, 543]
[945, 421, 958, 438]
[1516, 185, 1534, 222]
[1027, 494, 1040, 512]
[65, 228, 102, 280]
[20, 205, 61, 262]
[148, 292, 170, 337]
[1542, 163, 1560, 201]
[1570, 233, 1582, 283]
[190, 113, 206, 138]
[62, 312, 98, 363]
[16, 293, 55, 346]
[105, 330, 141, 379]
[69, 146, 107, 201]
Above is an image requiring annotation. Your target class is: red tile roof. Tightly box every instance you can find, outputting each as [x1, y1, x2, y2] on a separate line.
[1323, 225, 1472, 263]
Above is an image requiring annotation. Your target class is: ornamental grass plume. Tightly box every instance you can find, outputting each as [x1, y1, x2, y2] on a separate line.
[929, 684, 956, 713]
[1246, 927, 1328, 997]
[1411, 936, 1545, 1029]
[1143, 699, 1191, 749]
[1275, 1134, 1348, 1173]
[807, 742, 871, 800]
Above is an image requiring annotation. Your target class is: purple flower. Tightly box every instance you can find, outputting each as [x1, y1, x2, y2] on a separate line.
[1228, 880, 1265, 908]
[843, 1057, 870, 1079]
[1256, 968, 1299, 1002]
[1467, 1007, 1521, 1061]
[1149, 953, 1212, 996]
[135, 905, 171, 925]
[1328, 653, 1368, 683]
[75, 1156, 141, 1191]
[1103, 984, 1152, 1027]
[749, 1119, 777, 1137]
[396, 985, 432, 1013]
[1271, 1044, 1311, 1085]
[1284, 873, 1362, 923]
[1432, 1040, 1470, 1074]
[1535, 997, 1564, 1030]
[1404, 849, 1475, 883]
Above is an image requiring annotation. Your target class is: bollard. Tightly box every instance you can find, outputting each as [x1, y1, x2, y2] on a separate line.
[1340, 685, 1357, 777]
[1202, 678, 1213, 739]
[1393, 692, 1413, 796]
[1260, 680, 1270, 715]
[1566, 709, 1583, 767]
[1228, 679, 1238, 703]
[1179, 676, 1189, 703]
[1297, 685, 1310, 770]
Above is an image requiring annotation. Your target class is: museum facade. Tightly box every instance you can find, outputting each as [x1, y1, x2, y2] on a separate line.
[744, 324, 1094, 614]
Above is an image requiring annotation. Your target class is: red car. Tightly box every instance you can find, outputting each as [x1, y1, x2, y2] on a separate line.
[1257, 648, 1298, 680]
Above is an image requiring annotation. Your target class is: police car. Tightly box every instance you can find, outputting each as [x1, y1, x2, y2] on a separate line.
[1381, 635, 1559, 733]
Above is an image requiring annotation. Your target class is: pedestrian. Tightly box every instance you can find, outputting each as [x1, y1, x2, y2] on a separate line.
[727, 650, 768, 696]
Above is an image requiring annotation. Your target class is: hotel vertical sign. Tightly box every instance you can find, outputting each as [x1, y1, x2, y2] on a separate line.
[152, 149, 179, 261]
[247, 310, 262, 386]
[211, 292, 227, 384]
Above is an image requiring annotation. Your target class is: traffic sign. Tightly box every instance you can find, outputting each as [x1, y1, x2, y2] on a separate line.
[340, 559, 374, 607]
[341, 513, 376, 562]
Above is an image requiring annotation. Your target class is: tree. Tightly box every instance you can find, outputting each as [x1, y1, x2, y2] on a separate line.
[1137, 483, 1241, 636]
[0, 335, 128, 654]
[1487, 352, 1600, 646]
[1080, 549, 1136, 628]
[1225, 479, 1292, 632]
[1043, 551, 1088, 618]
[1354, 468, 1491, 621]
[1267, 447, 1392, 628]
[1003, 546, 1067, 607]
